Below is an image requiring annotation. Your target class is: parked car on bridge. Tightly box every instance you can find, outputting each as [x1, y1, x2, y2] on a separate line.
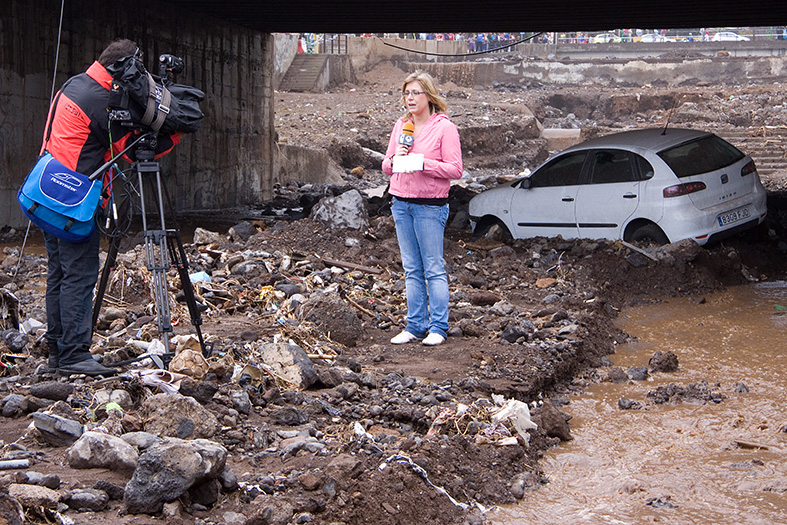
[639, 33, 675, 43]
[592, 32, 622, 44]
[469, 128, 767, 245]
[712, 31, 750, 41]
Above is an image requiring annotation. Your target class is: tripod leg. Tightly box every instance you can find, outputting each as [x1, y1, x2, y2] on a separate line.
[93, 234, 121, 330]
[138, 163, 173, 356]
[167, 231, 209, 357]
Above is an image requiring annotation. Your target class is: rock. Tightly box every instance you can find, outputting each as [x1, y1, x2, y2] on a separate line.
[626, 366, 649, 381]
[279, 436, 325, 457]
[123, 438, 228, 515]
[179, 377, 219, 404]
[103, 307, 126, 322]
[501, 324, 528, 343]
[0, 330, 28, 352]
[1, 394, 24, 418]
[20, 395, 53, 413]
[31, 413, 84, 447]
[605, 366, 629, 384]
[243, 495, 295, 525]
[257, 343, 318, 390]
[299, 291, 364, 347]
[94, 480, 126, 500]
[29, 381, 74, 402]
[457, 318, 487, 337]
[538, 399, 573, 441]
[469, 291, 499, 306]
[0, 492, 24, 524]
[192, 228, 224, 245]
[121, 431, 161, 450]
[618, 398, 641, 410]
[228, 221, 257, 242]
[649, 350, 679, 373]
[19, 472, 59, 490]
[269, 407, 310, 426]
[231, 259, 269, 277]
[67, 488, 109, 511]
[276, 282, 303, 297]
[222, 511, 248, 524]
[8, 484, 60, 509]
[229, 389, 252, 415]
[218, 467, 239, 492]
[309, 189, 370, 230]
[66, 431, 139, 474]
[535, 277, 557, 289]
[489, 300, 515, 316]
[141, 393, 220, 439]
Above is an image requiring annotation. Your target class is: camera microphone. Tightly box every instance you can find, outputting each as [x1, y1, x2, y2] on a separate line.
[398, 121, 415, 149]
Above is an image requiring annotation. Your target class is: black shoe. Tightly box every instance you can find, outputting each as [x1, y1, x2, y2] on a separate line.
[40, 340, 59, 374]
[58, 359, 118, 377]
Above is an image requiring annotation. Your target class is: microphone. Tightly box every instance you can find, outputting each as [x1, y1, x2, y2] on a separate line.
[398, 122, 414, 150]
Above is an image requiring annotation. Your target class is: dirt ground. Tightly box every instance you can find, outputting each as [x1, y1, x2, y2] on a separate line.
[1, 57, 787, 524]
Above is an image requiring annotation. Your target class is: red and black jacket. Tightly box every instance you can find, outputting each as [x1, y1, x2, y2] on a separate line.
[39, 61, 179, 175]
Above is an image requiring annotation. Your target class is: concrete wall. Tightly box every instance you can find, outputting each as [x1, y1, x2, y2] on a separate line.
[273, 34, 300, 89]
[345, 37, 467, 74]
[1, 0, 275, 228]
[407, 54, 787, 89]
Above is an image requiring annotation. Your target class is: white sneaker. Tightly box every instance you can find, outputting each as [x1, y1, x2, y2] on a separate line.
[391, 331, 419, 344]
[422, 333, 446, 346]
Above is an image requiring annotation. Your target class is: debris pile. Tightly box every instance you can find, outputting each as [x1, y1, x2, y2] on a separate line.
[0, 194, 779, 523]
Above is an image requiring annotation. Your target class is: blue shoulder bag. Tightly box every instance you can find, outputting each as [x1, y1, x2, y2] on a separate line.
[17, 79, 103, 243]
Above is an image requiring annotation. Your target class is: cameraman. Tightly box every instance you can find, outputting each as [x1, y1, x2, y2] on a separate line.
[39, 38, 180, 376]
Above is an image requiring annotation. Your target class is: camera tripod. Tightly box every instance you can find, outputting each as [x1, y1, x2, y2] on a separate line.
[92, 134, 208, 363]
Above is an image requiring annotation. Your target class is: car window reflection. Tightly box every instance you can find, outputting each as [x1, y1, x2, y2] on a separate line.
[589, 149, 635, 184]
[530, 151, 586, 188]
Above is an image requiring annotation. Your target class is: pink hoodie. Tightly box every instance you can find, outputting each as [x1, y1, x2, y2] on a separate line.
[382, 112, 463, 199]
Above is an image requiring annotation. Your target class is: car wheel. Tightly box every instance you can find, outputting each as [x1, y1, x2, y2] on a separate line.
[629, 224, 669, 246]
[474, 219, 512, 241]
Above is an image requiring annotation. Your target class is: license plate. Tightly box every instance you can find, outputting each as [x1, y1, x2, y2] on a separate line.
[717, 207, 750, 227]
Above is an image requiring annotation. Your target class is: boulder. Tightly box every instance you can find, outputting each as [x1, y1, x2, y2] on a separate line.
[66, 431, 139, 474]
[123, 438, 227, 514]
[142, 393, 220, 439]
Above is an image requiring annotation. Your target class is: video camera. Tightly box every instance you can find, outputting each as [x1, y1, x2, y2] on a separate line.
[107, 52, 205, 135]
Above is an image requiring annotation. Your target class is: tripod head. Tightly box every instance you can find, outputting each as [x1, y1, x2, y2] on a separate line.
[133, 133, 159, 162]
[88, 131, 158, 181]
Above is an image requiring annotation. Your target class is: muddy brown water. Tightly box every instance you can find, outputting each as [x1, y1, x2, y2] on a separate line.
[492, 282, 787, 525]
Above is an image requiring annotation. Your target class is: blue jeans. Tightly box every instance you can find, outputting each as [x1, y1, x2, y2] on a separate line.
[44, 230, 100, 366]
[391, 197, 450, 338]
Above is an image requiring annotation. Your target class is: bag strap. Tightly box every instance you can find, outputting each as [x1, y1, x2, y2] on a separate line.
[43, 77, 75, 150]
[140, 72, 171, 133]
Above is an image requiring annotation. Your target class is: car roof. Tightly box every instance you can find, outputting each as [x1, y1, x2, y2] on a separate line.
[561, 128, 712, 155]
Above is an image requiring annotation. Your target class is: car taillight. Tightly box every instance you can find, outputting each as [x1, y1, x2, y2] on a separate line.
[741, 160, 757, 176]
[663, 182, 707, 198]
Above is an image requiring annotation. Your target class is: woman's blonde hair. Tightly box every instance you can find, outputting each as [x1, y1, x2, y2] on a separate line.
[400, 70, 447, 120]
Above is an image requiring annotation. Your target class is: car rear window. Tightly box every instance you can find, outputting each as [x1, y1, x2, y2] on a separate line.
[658, 135, 745, 178]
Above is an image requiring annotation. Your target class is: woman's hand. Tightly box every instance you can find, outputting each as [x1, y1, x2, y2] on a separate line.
[394, 144, 411, 156]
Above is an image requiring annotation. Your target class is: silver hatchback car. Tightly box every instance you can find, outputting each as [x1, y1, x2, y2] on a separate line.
[469, 128, 767, 245]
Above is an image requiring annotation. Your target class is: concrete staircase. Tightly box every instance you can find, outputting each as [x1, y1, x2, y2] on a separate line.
[278, 54, 329, 92]
[716, 128, 787, 178]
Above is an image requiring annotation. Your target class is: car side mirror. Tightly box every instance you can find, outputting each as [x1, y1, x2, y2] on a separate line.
[519, 177, 532, 189]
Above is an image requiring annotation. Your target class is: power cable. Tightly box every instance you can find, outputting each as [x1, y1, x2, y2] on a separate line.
[379, 32, 544, 58]
[14, 0, 66, 287]
[49, 0, 66, 103]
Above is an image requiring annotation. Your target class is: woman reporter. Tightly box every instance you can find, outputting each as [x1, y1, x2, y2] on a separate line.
[381, 71, 463, 346]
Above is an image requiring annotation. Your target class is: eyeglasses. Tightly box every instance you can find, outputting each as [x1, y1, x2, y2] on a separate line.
[403, 90, 425, 97]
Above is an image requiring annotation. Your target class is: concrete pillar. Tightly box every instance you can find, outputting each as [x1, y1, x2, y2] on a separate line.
[1, 0, 275, 228]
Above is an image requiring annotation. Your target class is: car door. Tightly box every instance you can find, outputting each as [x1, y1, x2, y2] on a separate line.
[574, 149, 642, 240]
[510, 151, 586, 240]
